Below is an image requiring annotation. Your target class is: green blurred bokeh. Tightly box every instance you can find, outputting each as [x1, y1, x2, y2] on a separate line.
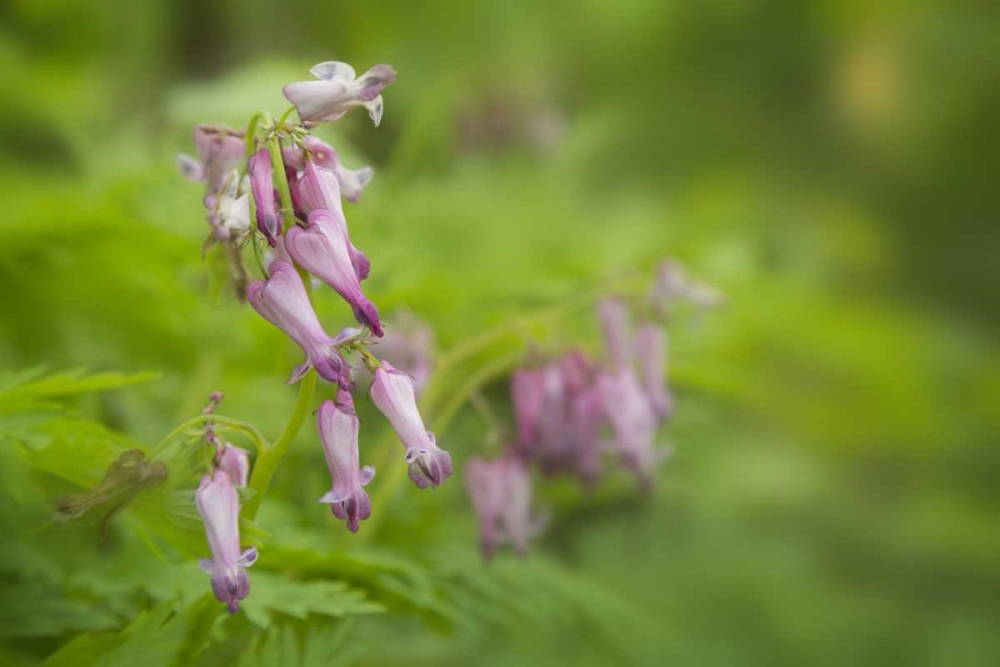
[1, 0, 999, 665]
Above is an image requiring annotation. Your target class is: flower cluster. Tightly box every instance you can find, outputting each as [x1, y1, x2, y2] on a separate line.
[181, 60, 452, 613]
[465, 259, 720, 559]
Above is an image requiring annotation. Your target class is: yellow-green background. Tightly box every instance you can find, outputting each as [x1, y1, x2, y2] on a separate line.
[1, 1, 998, 665]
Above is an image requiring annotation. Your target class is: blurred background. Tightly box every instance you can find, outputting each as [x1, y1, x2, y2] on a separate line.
[1, 0, 999, 665]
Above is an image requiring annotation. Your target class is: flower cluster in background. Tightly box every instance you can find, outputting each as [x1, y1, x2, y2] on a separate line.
[178, 60, 454, 613]
[465, 260, 722, 560]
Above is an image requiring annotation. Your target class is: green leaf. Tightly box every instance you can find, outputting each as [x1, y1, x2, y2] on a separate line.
[238, 572, 383, 629]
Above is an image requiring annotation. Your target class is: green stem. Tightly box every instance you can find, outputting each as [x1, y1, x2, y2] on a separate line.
[244, 112, 264, 161]
[268, 134, 297, 231]
[154, 414, 268, 454]
[243, 369, 318, 520]
[277, 106, 298, 127]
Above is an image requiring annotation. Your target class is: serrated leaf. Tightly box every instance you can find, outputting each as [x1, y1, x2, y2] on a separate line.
[239, 572, 382, 629]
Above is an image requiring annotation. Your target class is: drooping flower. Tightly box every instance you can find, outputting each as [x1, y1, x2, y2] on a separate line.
[289, 160, 371, 281]
[285, 209, 383, 336]
[217, 443, 250, 487]
[248, 147, 281, 247]
[195, 470, 257, 613]
[511, 368, 546, 452]
[599, 298, 632, 367]
[566, 384, 606, 486]
[247, 260, 355, 387]
[283, 61, 397, 126]
[178, 124, 245, 195]
[465, 456, 544, 560]
[284, 136, 374, 203]
[370, 362, 452, 489]
[317, 392, 374, 533]
[597, 367, 670, 490]
[634, 322, 674, 422]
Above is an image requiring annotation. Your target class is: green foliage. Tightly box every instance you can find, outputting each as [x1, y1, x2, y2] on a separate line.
[1, 0, 999, 665]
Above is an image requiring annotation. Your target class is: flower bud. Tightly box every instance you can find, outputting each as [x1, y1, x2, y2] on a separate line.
[195, 470, 257, 613]
[370, 362, 452, 489]
[317, 392, 374, 533]
[248, 147, 281, 247]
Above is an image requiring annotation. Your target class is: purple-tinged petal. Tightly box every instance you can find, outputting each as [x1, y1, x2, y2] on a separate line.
[465, 456, 542, 560]
[195, 470, 255, 613]
[634, 322, 674, 422]
[193, 124, 246, 195]
[290, 160, 371, 281]
[597, 367, 666, 489]
[247, 261, 351, 387]
[285, 210, 383, 336]
[217, 443, 250, 487]
[511, 368, 545, 452]
[283, 62, 396, 126]
[248, 147, 281, 247]
[317, 392, 373, 533]
[177, 153, 204, 182]
[370, 362, 452, 489]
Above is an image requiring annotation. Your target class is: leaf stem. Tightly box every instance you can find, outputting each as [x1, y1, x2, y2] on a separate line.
[243, 369, 318, 520]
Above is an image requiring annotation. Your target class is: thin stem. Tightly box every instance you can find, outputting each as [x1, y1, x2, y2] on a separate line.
[277, 106, 298, 128]
[154, 414, 268, 454]
[251, 235, 269, 278]
[244, 112, 264, 161]
[268, 134, 297, 231]
[243, 369, 318, 520]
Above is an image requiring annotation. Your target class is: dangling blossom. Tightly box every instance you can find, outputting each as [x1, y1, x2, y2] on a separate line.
[599, 298, 632, 367]
[248, 147, 281, 247]
[511, 368, 546, 453]
[247, 260, 356, 387]
[283, 61, 397, 127]
[217, 443, 250, 487]
[634, 322, 674, 422]
[597, 368, 671, 490]
[317, 392, 375, 533]
[195, 470, 258, 613]
[465, 456, 544, 560]
[566, 383, 606, 486]
[284, 136, 374, 202]
[177, 124, 245, 195]
[289, 160, 371, 281]
[370, 362, 452, 489]
[286, 210, 383, 336]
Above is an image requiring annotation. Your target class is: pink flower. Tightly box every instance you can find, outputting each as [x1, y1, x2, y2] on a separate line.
[317, 392, 375, 533]
[465, 456, 544, 560]
[284, 137, 374, 203]
[177, 124, 245, 195]
[285, 210, 383, 336]
[597, 367, 670, 490]
[195, 470, 257, 613]
[248, 147, 281, 247]
[289, 160, 371, 281]
[247, 260, 355, 387]
[216, 443, 250, 487]
[370, 362, 452, 489]
[511, 368, 545, 451]
[283, 61, 397, 126]
[634, 322, 674, 421]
